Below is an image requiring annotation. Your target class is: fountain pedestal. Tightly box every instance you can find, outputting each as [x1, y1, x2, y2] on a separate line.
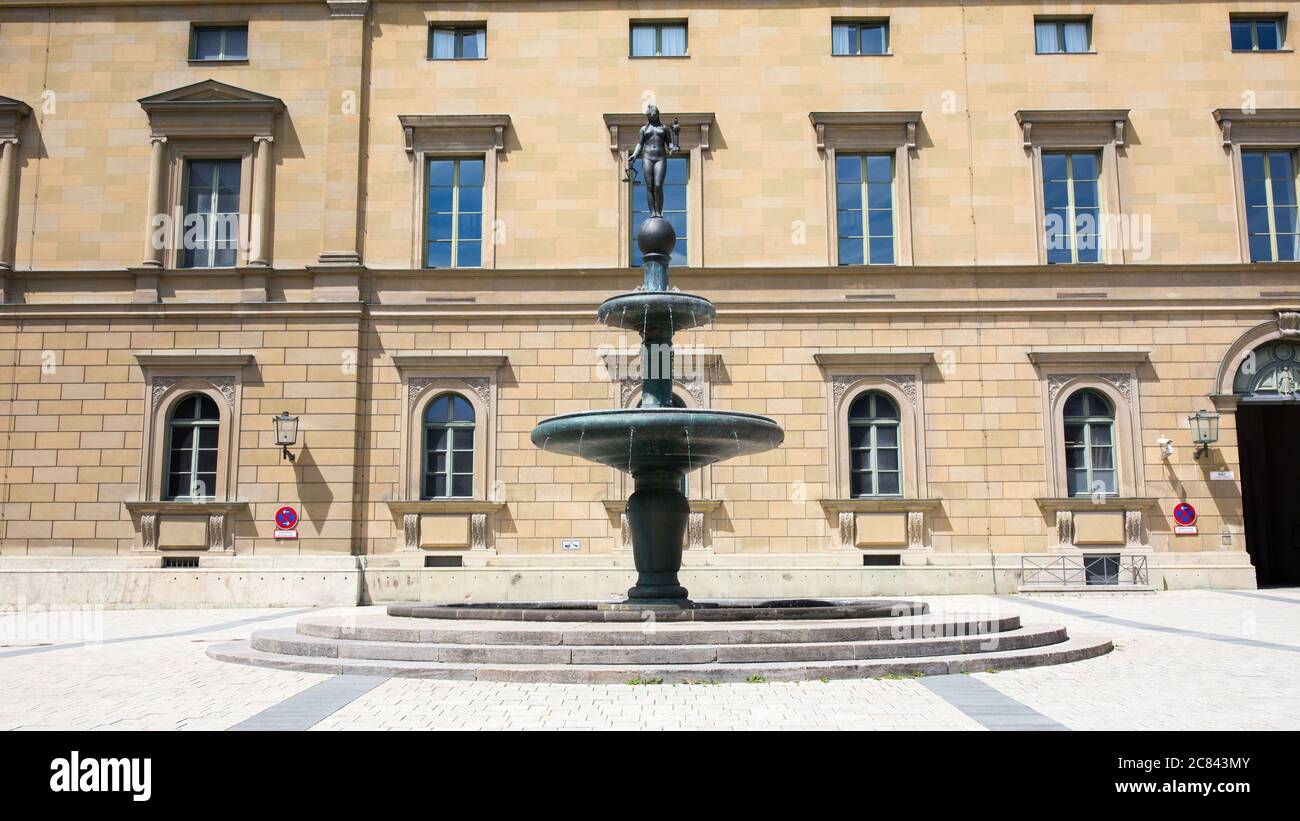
[531, 217, 785, 605]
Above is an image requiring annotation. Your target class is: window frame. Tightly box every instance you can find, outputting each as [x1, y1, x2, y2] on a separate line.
[162, 393, 222, 501]
[180, 157, 243, 270]
[628, 154, 690, 267]
[847, 391, 903, 498]
[629, 20, 689, 58]
[1062, 388, 1119, 499]
[1241, 148, 1300, 263]
[831, 18, 891, 56]
[835, 152, 898, 266]
[423, 156, 486, 269]
[1041, 150, 1104, 265]
[1033, 16, 1093, 54]
[189, 24, 250, 63]
[427, 23, 488, 60]
[1230, 15, 1287, 52]
[421, 392, 477, 500]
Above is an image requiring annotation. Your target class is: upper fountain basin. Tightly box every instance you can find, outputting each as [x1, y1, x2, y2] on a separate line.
[596, 292, 716, 335]
[531, 408, 784, 475]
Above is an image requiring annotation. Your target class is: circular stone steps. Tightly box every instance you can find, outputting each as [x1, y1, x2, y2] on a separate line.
[207, 611, 1113, 683]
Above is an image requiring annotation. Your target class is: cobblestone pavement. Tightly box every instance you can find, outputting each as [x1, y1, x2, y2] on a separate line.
[0, 590, 1296, 731]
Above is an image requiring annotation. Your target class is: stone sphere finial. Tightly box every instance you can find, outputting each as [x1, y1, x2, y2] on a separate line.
[636, 216, 676, 258]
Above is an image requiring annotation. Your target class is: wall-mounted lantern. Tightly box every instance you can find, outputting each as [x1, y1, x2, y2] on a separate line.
[1188, 409, 1220, 460]
[273, 411, 299, 463]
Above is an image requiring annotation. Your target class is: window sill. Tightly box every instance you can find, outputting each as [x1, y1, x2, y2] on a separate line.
[628, 54, 691, 59]
[1033, 51, 1098, 56]
[426, 57, 488, 61]
[125, 500, 249, 515]
[819, 498, 942, 514]
[1034, 497, 1159, 513]
[830, 52, 893, 57]
[187, 59, 249, 66]
[387, 500, 506, 515]
[1231, 48, 1293, 53]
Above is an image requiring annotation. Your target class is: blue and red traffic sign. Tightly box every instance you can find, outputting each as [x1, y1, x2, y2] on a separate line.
[275, 506, 299, 530]
[1173, 502, 1197, 527]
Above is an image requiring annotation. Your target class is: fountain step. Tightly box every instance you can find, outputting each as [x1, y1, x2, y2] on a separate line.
[293, 613, 1023, 647]
[248, 625, 1068, 665]
[208, 632, 1112, 683]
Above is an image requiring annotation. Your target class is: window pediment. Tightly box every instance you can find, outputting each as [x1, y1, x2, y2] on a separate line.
[399, 114, 511, 154]
[139, 79, 284, 139]
[0, 96, 32, 141]
[1016, 109, 1129, 148]
[809, 111, 921, 151]
[1214, 107, 1300, 146]
[604, 112, 715, 152]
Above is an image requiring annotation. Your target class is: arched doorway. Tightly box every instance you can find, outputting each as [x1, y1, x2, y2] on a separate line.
[1234, 339, 1300, 586]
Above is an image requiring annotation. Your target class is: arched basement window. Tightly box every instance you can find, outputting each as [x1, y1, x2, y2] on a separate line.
[1234, 340, 1300, 398]
[423, 393, 476, 499]
[164, 393, 220, 500]
[1063, 389, 1117, 497]
[848, 391, 901, 497]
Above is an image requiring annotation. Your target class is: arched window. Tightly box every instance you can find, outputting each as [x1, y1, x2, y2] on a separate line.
[164, 393, 220, 500]
[848, 391, 901, 497]
[1063, 389, 1117, 497]
[423, 393, 475, 499]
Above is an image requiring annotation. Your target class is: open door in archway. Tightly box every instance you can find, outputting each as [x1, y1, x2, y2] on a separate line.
[1238, 403, 1300, 586]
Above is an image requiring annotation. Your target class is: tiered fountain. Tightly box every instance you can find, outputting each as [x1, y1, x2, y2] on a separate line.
[531, 216, 785, 604]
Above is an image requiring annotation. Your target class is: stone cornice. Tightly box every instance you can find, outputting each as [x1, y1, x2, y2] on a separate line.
[399, 114, 510, 154]
[139, 79, 284, 139]
[814, 351, 935, 367]
[389, 353, 509, 372]
[133, 352, 255, 369]
[0, 96, 32, 142]
[1016, 109, 1129, 148]
[1027, 349, 1151, 366]
[603, 112, 715, 152]
[124, 500, 250, 514]
[1213, 107, 1300, 146]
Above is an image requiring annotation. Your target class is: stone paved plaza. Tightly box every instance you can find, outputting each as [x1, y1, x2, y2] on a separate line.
[1, 590, 1296, 731]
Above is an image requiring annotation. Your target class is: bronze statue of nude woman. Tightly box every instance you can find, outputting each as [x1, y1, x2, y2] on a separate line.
[626, 105, 681, 218]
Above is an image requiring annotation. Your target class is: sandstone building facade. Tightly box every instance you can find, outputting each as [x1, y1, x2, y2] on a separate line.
[1, 0, 1298, 606]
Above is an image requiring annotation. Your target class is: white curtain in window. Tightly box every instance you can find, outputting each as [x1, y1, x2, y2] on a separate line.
[832, 24, 853, 55]
[631, 26, 657, 55]
[432, 29, 456, 59]
[1063, 22, 1089, 52]
[472, 28, 486, 57]
[1035, 22, 1059, 53]
[660, 26, 687, 55]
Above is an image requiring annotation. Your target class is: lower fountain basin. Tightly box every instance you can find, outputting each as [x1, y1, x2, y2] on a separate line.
[531, 408, 784, 474]
[597, 291, 716, 334]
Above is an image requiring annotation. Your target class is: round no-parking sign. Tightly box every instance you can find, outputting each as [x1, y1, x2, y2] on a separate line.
[275, 506, 299, 530]
[1173, 502, 1197, 527]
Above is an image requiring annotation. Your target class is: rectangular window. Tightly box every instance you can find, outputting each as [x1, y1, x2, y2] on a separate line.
[425, 157, 484, 268]
[1231, 16, 1285, 51]
[832, 20, 889, 55]
[631, 22, 688, 57]
[836, 154, 895, 266]
[429, 24, 487, 60]
[1034, 18, 1091, 53]
[181, 159, 240, 269]
[190, 25, 249, 62]
[1243, 150, 1300, 263]
[1043, 152, 1102, 265]
[630, 156, 688, 266]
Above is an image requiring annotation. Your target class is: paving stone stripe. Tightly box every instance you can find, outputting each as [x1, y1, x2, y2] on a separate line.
[0, 608, 317, 659]
[1010, 597, 1300, 654]
[1217, 590, 1300, 606]
[920, 673, 1069, 731]
[229, 675, 388, 731]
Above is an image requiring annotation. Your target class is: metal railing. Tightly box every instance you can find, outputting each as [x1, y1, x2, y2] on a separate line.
[1021, 554, 1149, 588]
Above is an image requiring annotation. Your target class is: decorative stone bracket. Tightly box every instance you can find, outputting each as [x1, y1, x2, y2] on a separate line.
[124, 501, 248, 553]
[387, 500, 506, 553]
[1035, 497, 1157, 549]
[604, 499, 721, 552]
[819, 498, 941, 551]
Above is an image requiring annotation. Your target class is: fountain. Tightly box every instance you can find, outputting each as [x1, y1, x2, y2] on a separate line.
[531, 216, 784, 604]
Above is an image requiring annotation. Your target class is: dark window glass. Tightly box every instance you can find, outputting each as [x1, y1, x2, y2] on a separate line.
[836, 154, 894, 265]
[181, 159, 240, 269]
[847, 391, 902, 497]
[1063, 389, 1117, 498]
[164, 393, 221, 500]
[429, 25, 487, 59]
[630, 156, 689, 266]
[191, 25, 249, 61]
[832, 21, 889, 55]
[422, 393, 476, 500]
[425, 158, 485, 268]
[631, 23, 688, 57]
